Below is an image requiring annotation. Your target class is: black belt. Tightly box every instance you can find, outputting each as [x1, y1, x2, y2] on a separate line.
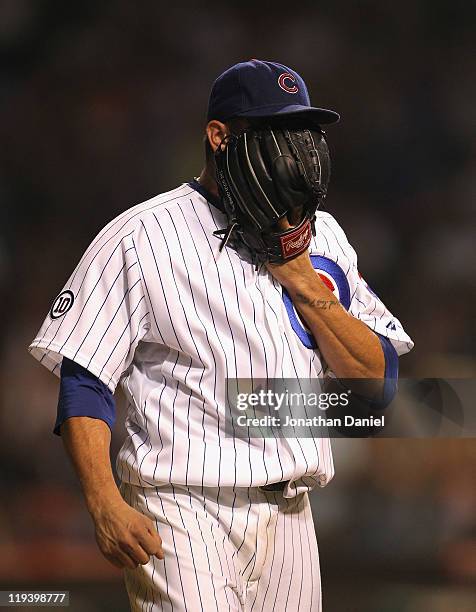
[259, 480, 289, 492]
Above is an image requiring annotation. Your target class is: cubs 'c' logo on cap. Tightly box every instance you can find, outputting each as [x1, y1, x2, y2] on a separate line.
[282, 256, 351, 348]
[50, 290, 74, 319]
[278, 72, 299, 94]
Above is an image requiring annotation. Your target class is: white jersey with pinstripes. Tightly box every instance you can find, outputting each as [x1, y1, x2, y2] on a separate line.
[29, 182, 414, 497]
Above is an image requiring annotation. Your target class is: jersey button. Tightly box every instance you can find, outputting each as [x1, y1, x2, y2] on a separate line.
[318, 475, 327, 485]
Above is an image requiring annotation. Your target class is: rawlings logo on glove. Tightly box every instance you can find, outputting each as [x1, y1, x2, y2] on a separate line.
[280, 219, 312, 259]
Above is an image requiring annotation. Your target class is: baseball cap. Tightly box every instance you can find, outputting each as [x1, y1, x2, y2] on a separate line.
[207, 59, 340, 125]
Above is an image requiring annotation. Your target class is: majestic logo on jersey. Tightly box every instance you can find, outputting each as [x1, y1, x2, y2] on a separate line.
[283, 256, 351, 349]
[277, 72, 299, 94]
[386, 320, 397, 331]
[50, 290, 74, 319]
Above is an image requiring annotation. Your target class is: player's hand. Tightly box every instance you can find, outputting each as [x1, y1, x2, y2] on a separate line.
[91, 497, 164, 569]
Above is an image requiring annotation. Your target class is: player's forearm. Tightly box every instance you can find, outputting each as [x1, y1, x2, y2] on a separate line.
[61, 416, 164, 568]
[60, 417, 122, 518]
[286, 270, 384, 380]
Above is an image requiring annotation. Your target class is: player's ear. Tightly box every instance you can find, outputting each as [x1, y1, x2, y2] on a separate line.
[206, 120, 228, 152]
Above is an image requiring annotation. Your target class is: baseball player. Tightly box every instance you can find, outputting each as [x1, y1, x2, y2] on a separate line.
[29, 60, 413, 611]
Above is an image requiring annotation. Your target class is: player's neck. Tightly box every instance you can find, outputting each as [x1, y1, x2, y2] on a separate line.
[197, 166, 219, 199]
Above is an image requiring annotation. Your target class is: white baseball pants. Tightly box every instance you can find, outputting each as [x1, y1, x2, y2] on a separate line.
[121, 482, 321, 612]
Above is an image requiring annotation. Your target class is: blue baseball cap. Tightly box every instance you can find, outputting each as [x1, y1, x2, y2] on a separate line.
[207, 59, 340, 125]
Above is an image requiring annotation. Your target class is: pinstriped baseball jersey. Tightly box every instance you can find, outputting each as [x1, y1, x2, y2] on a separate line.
[29, 182, 413, 496]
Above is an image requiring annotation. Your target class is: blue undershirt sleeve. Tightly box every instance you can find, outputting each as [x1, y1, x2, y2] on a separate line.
[375, 333, 399, 408]
[55, 357, 116, 436]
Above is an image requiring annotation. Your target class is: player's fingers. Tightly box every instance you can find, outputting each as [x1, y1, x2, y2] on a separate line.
[105, 549, 139, 570]
[287, 205, 303, 226]
[275, 217, 292, 231]
[275, 207, 303, 231]
[119, 539, 151, 566]
[135, 515, 165, 559]
[138, 527, 164, 559]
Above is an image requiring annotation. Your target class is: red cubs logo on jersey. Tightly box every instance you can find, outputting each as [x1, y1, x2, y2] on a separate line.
[316, 270, 336, 292]
[278, 72, 299, 94]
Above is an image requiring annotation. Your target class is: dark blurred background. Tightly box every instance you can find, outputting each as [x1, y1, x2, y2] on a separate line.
[0, 0, 475, 610]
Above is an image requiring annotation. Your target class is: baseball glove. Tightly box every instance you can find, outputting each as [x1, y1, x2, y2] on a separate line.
[213, 124, 331, 267]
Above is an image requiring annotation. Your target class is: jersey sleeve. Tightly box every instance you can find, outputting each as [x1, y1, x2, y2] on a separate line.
[28, 225, 151, 392]
[317, 213, 414, 357]
[349, 268, 414, 356]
